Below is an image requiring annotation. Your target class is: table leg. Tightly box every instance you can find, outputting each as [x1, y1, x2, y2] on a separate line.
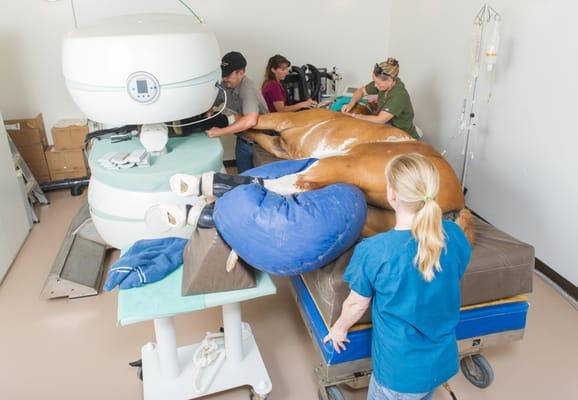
[153, 317, 180, 378]
[222, 302, 243, 363]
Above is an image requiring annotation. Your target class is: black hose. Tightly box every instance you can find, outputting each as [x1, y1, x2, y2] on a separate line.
[443, 383, 458, 400]
[305, 64, 322, 101]
[40, 177, 89, 196]
[83, 125, 138, 153]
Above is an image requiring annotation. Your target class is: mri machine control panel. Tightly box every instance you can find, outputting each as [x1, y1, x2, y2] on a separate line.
[127, 71, 160, 104]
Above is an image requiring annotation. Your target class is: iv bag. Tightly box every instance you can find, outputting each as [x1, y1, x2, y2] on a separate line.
[485, 19, 500, 71]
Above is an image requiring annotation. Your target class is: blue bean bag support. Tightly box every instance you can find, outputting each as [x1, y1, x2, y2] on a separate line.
[213, 159, 367, 276]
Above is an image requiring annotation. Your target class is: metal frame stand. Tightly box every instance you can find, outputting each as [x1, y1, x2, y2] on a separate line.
[140, 302, 272, 400]
[460, 3, 501, 189]
[41, 202, 108, 299]
[7, 135, 49, 223]
[289, 280, 524, 399]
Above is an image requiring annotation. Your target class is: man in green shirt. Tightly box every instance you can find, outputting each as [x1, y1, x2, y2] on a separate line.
[341, 58, 419, 139]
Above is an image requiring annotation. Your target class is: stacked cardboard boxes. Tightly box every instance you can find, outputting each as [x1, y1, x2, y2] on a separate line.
[45, 119, 89, 181]
[4, 113, 51, 183]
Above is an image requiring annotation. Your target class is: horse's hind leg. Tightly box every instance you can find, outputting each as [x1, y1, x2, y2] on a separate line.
[241, 131, 289, 159]
[260, 159, 334, 195]
[294, 156, 353, 191]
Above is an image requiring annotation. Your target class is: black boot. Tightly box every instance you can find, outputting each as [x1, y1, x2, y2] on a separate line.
[186, 203, 216, 229]
[204, 172, 264, 198]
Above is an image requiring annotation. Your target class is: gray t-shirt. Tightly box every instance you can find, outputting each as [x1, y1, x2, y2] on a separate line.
[215, 76, 269, 115]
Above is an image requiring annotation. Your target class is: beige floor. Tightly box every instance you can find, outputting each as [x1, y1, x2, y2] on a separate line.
[0, 190, 577, 400]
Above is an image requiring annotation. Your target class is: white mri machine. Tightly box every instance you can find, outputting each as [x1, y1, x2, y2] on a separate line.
[62, 13, 225, 249]
[58, 14, 275, 400]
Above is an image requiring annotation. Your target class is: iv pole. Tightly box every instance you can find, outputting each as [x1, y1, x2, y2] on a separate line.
[460, 4, 501, 190]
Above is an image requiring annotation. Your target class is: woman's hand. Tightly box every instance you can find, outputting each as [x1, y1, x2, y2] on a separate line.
[323, 291, 370, 354]
[341, 104, 353, 113]
[323, 325, 350, 353]
[300, 98, 317, 109]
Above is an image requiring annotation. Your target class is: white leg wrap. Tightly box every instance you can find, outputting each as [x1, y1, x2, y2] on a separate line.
[263, 173, 304, 195]
[186, 197, 212, 228]
[169, 174, 201, 197]
[201, 171, 215, 198]
[186, 204, 203, 228]
[226, 250, 239, 272]
[155, 204, 187, 229]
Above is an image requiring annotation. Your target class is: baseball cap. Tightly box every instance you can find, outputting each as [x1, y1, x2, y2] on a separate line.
[221, 51, 247, 77]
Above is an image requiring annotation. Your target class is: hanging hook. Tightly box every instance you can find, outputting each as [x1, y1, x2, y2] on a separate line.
[474, 4, 501, 25]
[177, 0, 205, 24]
[70, 0, 79, 29]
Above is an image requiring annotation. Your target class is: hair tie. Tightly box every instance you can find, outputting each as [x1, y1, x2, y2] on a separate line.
[423, 194, 433, 202]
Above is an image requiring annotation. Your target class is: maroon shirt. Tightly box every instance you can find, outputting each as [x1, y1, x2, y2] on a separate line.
[262, 80, 287, 112]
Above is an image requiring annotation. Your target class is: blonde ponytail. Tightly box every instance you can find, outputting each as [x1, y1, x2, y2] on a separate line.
[385, 153, 445, 282]
[412, 197, 444, 281]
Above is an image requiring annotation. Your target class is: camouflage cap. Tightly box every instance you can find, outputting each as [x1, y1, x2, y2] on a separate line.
[373, 57, 399, 79]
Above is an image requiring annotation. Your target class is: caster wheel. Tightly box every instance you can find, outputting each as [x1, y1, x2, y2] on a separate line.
[128, 359, 143, 381]
[249, 392, 269, 400]
[318, 385, 345, 400]
[460, 354, 494, 388]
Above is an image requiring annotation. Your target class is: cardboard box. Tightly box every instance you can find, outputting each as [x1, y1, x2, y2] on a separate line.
[4, 113, 50, 183]
[18, 143, 51, 183]
[51, 119, 89, 150]
[4, 113, 48, 148]
[45, 147, 88, 181]
[49, 170, 88, 181]
[29, 171, 51, 184]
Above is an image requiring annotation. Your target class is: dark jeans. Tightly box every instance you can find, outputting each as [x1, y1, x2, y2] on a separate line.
[368, 375, 433, 400]
[235, 136, 254, 173]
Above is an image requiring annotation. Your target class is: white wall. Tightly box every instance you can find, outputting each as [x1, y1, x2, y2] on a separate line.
[0, 0, 393, 158]
[389, 0, 578, 286]
[0, 0, 79, 138]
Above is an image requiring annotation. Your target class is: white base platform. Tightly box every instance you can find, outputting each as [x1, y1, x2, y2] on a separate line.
[140, 304, 272, 400]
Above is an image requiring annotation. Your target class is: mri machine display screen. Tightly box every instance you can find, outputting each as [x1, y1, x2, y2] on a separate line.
[137, 80, 148, 94]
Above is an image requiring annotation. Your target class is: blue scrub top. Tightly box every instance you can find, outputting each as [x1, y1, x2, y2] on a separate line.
[344, 220, 471, 393]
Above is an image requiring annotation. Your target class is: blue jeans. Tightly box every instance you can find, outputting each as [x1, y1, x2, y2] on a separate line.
[235, 136, 254, 174]
[367, 375, 434, 400]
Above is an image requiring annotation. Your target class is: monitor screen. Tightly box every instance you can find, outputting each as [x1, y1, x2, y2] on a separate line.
[137, 80, 148, 94]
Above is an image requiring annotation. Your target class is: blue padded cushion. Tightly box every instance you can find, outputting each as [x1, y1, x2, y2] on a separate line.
[213, 159, 367, 276]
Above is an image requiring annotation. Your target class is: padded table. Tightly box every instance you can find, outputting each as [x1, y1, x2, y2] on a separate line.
[302, 215, 534, 326]
[252, 142, 534, 395]
[117, 266, 276, 399]
[291, 275, 529, 365]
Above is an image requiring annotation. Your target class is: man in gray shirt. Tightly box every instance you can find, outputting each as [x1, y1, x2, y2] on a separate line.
[207, 51, 269, 172]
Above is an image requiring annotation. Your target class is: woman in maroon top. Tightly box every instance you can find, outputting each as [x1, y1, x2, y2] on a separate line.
[261, 54, 316, 112]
